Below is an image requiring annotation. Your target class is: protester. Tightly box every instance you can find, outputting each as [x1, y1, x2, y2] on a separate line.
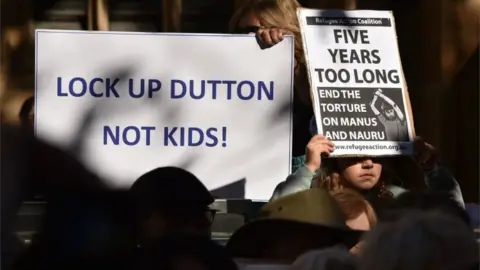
[135, 234, 238, 270]
[128, 167, 216, 247]
[271, 135, 465, 211]
[226, 189, 362, 263]
[230, 0, 313, 172]
[3, 124, 477, 270]
[358, 210, 479, 270]
[289, 248, 357, 270]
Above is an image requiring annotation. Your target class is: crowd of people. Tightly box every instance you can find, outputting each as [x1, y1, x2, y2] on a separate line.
[2, 0, 479, 269]
[2, 124, 479, 270]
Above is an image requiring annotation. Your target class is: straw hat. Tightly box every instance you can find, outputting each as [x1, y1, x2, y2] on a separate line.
[226, 189, 362, 258]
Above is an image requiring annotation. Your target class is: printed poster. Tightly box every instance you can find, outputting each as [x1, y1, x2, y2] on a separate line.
[298, 9, 415, 156]
[35, 30, 294, 200]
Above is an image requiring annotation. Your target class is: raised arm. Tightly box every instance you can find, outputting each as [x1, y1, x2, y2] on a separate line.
[271, 135, 334, 201]
[370, 94, 380, 115]
[377, 92, 405, 121]
[270, 165, 316, 201]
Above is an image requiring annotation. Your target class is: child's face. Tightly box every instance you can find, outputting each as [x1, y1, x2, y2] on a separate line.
[337, 158, 383, 190]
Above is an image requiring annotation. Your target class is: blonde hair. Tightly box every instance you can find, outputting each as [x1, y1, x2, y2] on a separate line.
[315, 159, 393, 199]
[229, 0, 305, 72]
[330, 188, 377, 226]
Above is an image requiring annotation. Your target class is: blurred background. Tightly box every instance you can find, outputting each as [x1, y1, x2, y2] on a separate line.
[1, 0, 479, 244]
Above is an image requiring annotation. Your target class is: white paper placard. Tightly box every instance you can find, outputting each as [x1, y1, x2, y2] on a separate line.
[35, 30, 294, 200]
[298, 9, 415, 156]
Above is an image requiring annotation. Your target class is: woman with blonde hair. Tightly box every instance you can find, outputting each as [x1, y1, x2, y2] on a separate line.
[230, 0, 304, 75]
[230, 0, 313, 172]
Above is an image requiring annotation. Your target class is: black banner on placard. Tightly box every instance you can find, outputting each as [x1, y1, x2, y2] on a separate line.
[306, 17, 391, 27]
[317, 87, 408, 142]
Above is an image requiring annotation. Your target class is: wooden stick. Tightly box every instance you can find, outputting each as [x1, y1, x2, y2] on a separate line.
[97, 0, 109, 31]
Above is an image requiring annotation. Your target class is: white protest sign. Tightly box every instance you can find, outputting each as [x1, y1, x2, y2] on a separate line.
[35, 30, 294, 200]
[298, 9, 415, 156]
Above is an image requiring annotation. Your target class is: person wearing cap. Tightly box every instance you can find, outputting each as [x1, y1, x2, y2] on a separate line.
[128, 167, 216, 246]
[226, 189, 362, 263]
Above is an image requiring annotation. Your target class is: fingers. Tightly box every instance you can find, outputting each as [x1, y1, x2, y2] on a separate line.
[320, 143, 335, 155]
[309, 135, 335, 154]
[271, 31, 281, 44]
[259, 29, 273, 45]
[310, 134, 332, 144]
[413, 136, 439, 167]
[270, 29, 284, 43]
[257, 28, 287, 46]
[313, 140, 334, 152]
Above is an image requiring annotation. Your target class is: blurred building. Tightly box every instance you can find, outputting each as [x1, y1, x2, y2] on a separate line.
[1, 0, 478, 204]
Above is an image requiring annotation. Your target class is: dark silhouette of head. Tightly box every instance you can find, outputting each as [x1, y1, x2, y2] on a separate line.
[129, 167, 215, 245]
[359, 210, 479, 270]
[381, 190, 470, 226]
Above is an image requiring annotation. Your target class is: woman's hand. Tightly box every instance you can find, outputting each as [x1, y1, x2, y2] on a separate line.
[413, 137, 439, 171]
[256, 28, 291, 47]
[305, 135, 335, 173]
